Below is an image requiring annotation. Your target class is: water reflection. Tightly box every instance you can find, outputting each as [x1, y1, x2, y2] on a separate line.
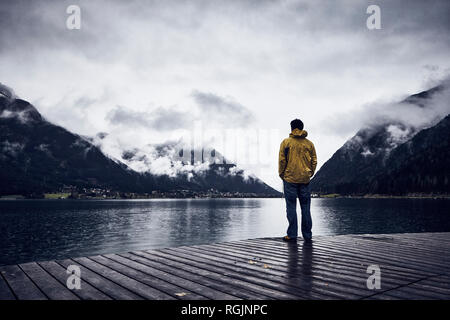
[286, 241, 314, 297]
[0, 198, 449, 266]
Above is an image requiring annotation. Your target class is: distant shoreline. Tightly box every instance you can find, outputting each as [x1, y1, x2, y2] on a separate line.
[1, 194, 450, 200]
[313, 194, 450, 199]
[0, 195, 283, 200]
[0, 190, 283, 200]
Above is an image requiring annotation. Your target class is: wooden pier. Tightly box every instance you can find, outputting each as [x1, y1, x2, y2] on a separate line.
[1, 232, 449, 300]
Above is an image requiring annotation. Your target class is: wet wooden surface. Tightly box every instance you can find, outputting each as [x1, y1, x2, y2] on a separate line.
[1, 232, 449, 300]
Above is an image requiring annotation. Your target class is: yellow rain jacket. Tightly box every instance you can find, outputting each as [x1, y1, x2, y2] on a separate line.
[278, 128, 317, 184]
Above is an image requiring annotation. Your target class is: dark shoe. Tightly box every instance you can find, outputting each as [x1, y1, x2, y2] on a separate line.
[303, 238, 312, 244]
[282, 236, 297, 242]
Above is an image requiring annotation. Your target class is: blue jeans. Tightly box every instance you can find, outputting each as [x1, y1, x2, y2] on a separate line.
[283, 180, 312, 240]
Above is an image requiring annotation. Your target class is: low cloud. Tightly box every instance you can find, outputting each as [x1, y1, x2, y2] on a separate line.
[0, 82, 16, 100]
[100, 90, 257, 177]
[91, 134, 222, 178]
[321, 77, 450, 138]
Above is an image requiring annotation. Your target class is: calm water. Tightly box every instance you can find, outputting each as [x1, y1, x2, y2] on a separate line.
[0, 198, 449, 266]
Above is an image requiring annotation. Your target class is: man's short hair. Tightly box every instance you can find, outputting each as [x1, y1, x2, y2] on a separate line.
[290, 119, 304, 131]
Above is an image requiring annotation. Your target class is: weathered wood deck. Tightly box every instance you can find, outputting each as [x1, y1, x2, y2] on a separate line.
[1, 232, 449, 300]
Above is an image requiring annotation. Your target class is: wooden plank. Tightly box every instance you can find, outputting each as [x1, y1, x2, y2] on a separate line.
[364, 293, 401, 300]
[136, 250, 316, 299]
[372, 285, 449, 300]
[221, 240, 428, 282]
[38, 261, 111, 300]
[354, 234, 450, 254]
[0, 272, 16, 300]
[246, 236, 450, 288]
[238, 238, 436, 277]
[118, 252, 270, 300]
[253, 238, 448, 275]
[344, 235, 450, 263]
[19, 262, 79, 300]
[89, 255, 207, 300]
[417, 275, 450, 290]
[56, 259, 143, 300]
[1, 232, 449, 300]
[212, 240, 405, 279]
[104, 253, 240, 300]
[192, 242, 415, 291]
[72, 257, 175, 300]
[258, 236, 439, 267]
[220, 240, 422, 280]
[149, 249, 350, 299]
[387, 233, 450, 247]
[0, 265, 47, 300]
[142, 251, 312, 299]
[317, 238, 450, 274]
[318, 235, 450, 265]
[407, 282, 450, 298]
[170, 246, 379, 298]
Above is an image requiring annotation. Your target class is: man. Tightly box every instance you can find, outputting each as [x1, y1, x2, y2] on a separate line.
[279, 119, 317, 242]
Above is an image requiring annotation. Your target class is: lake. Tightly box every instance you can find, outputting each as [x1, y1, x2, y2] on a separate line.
[1, 198, 449, 266]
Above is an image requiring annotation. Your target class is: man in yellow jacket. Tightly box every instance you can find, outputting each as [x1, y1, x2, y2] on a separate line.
[279, 119, 317, 242]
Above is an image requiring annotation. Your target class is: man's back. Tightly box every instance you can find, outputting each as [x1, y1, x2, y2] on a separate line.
[279, 119, 316, 242]
[278, 128, 317, 184]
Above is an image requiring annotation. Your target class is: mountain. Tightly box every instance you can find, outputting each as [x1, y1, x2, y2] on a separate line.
[0, 85, 280, 197]
[87, 131, 279, 196]
[0, 95, 151, 195]
[368, 114, 450, 195]
[311, 85, 450, 196]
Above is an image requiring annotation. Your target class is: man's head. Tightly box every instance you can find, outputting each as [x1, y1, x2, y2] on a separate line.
[290, 119, 304, 131]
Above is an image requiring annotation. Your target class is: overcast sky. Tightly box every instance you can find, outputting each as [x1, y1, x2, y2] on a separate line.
[1, 0, 450, 190]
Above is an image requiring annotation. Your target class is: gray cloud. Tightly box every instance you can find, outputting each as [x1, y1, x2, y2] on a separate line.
[0, 0, 97, 56]
[191, 90, 254, 126]
[2, 1, 450, 67]
[2, 0, 450, 190]
[106, 105, 192, 131]
[106, 90, 255, 131]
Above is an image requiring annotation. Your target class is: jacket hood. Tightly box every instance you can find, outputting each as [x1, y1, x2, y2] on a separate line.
[289, 128, 308, 138]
